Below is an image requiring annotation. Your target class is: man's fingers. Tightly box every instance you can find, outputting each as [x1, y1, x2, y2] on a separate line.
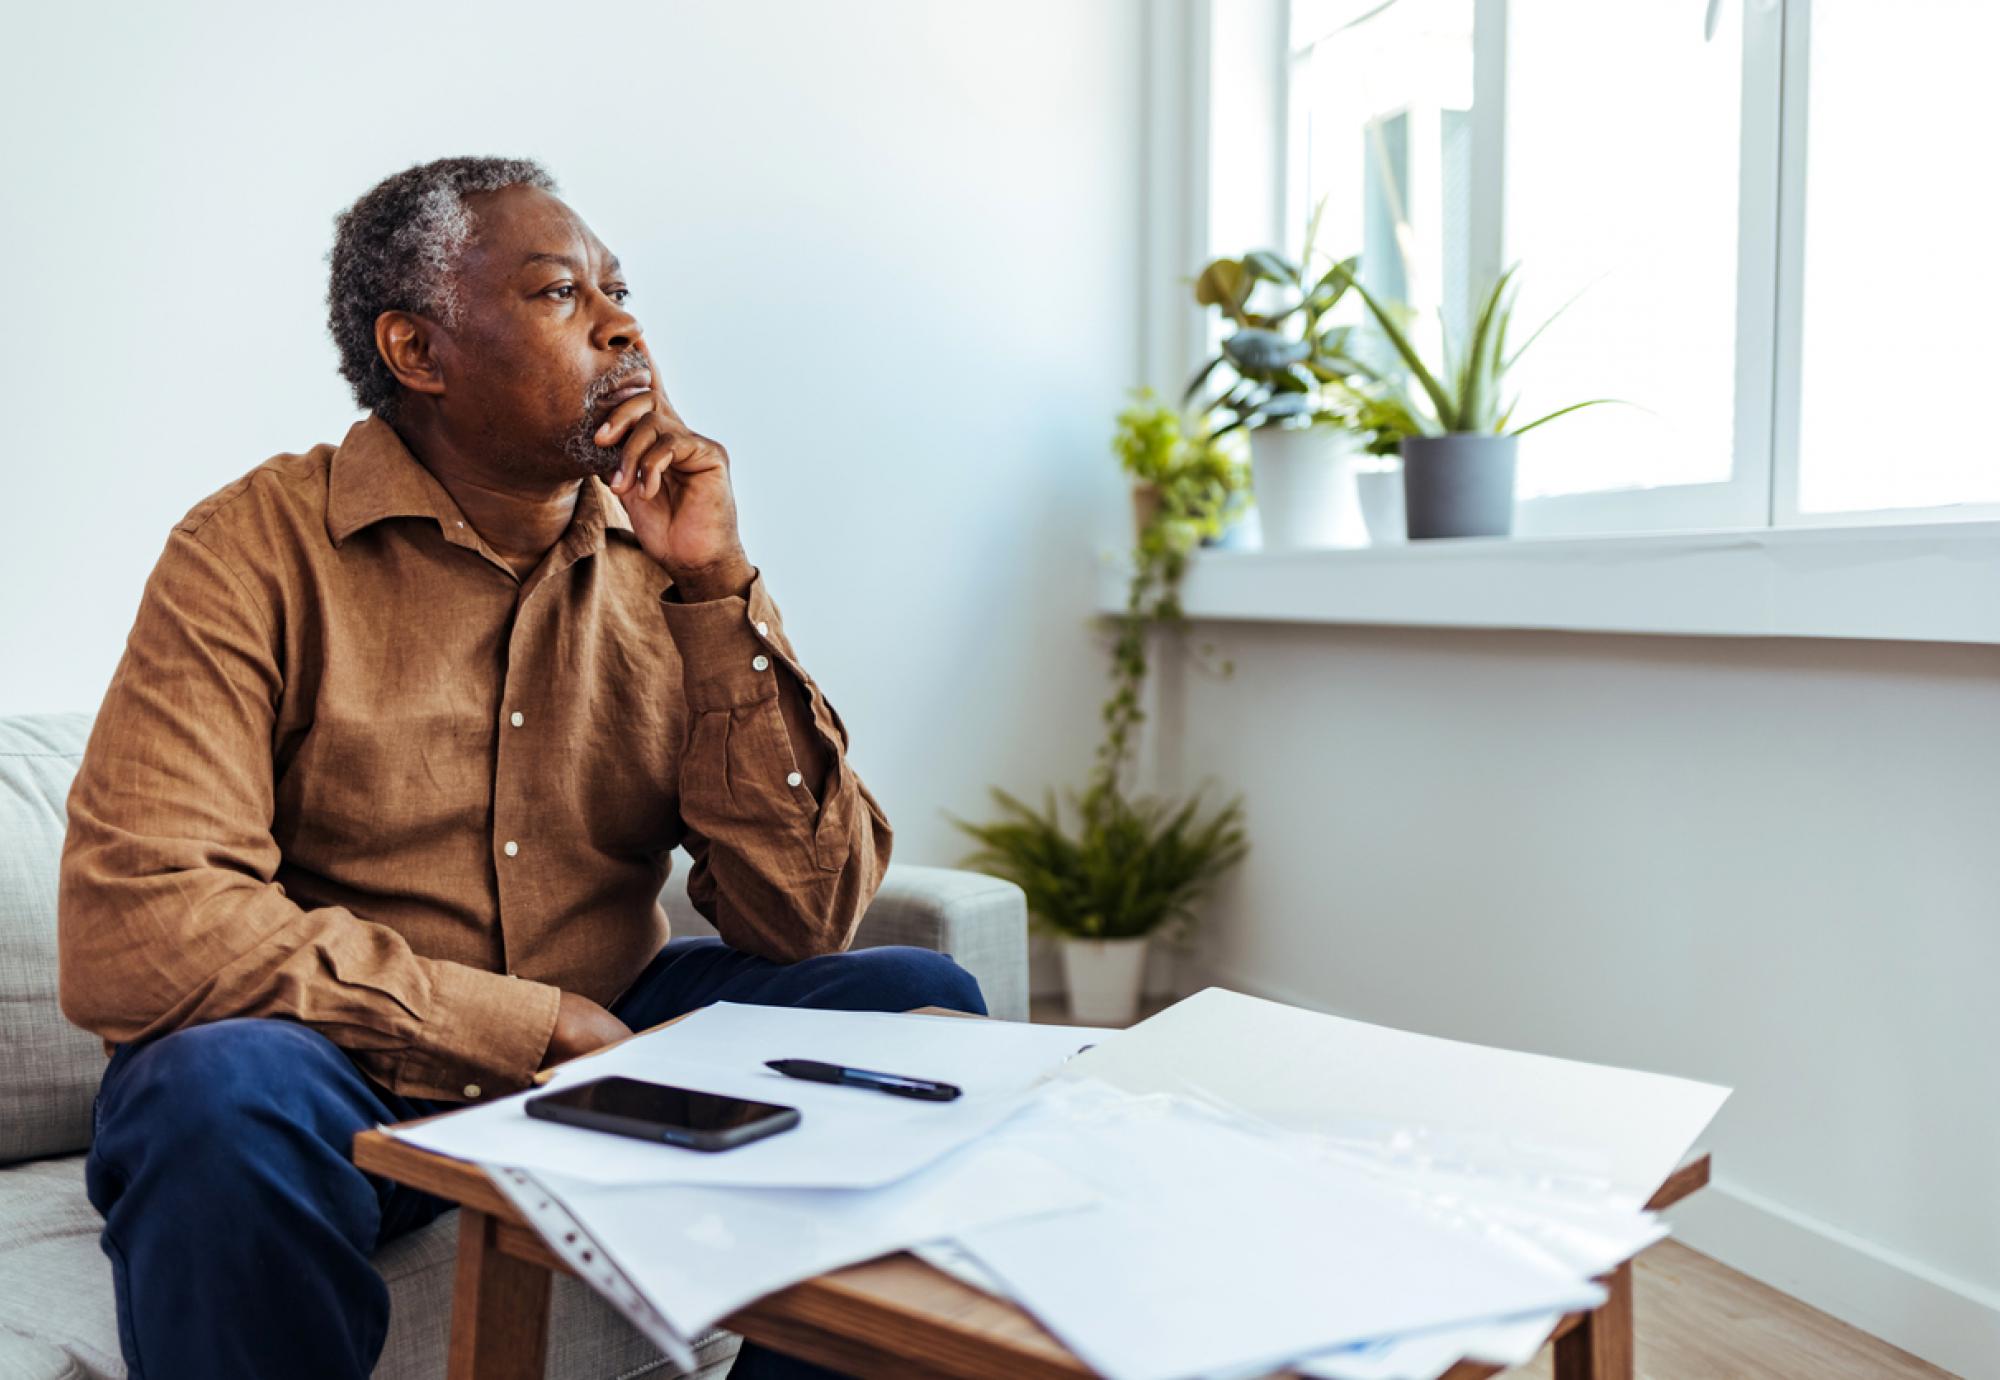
[611, 419, 658, 492]
[594, 392, 659, 447]
[640, 435, 694, 501]
[616, 429, 681, 503]
[606, 405, 717, 500]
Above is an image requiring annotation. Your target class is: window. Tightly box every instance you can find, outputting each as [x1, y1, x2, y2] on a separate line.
[1291, 0, 1476, 363]
[1284, 0, 1999, 534]
[1786, 0, 2000, 520]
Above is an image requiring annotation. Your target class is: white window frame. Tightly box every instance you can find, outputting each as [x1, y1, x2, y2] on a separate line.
[1279, 0, 2000, 537]
[1120, 0, 2000, 646]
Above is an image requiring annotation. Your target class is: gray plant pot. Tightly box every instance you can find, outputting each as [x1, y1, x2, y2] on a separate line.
[1400, 433, 1519, 539]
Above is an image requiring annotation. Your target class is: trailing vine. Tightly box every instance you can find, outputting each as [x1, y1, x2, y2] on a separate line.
[1086, 390, 1248, 811]
[945, 389, 1253, 948]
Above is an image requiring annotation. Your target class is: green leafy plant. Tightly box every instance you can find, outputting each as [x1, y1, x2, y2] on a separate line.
[1113, 387, 1248, 531]
[1185, 198, 1416, 456]
[1099, 390, 1243, 800]
[1327, 261, 1613, 437]
[946, 783, 1248, 943]
[944, 391, 1251, 945]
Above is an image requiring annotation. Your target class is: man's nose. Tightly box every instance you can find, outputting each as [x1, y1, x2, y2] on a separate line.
[594, 298, 643, 354]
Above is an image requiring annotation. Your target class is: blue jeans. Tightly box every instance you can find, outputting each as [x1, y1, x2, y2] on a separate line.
[83, 938, 986, 1380]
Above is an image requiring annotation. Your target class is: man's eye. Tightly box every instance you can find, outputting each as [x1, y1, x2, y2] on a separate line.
[607, 287, 631, 304]
[546, 284, 576, 301]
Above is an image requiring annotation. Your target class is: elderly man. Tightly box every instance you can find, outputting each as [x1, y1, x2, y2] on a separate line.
[56, 156, 981, 1380]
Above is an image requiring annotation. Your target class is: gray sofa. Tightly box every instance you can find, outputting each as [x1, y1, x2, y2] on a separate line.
[0, 712, 1029, 1380]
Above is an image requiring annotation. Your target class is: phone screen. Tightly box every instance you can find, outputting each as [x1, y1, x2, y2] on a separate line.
[541, 1076, 792, 1132]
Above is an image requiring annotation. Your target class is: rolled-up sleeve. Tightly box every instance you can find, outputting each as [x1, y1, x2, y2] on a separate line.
[660, 568, 892, 963]
[57, 525, 563, 1100]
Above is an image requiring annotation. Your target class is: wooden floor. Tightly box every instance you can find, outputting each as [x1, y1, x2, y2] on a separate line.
[1028, 997, 1955, 1380]
[1503, 1239, 1952, 1379]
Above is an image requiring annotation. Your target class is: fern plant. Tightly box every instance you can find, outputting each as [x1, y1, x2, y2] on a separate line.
[946, 783, 1248, 943]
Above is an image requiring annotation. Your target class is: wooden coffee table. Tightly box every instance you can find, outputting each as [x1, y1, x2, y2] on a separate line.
[352, 1014, 1709, 1380]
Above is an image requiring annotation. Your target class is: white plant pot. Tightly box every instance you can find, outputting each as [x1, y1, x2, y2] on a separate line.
[1249, 424, 1369, 552]
[1059, 936, 1150, 1027]
[1355, 463, 1407, 545]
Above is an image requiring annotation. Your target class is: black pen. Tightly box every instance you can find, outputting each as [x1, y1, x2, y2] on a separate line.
[764, 1059, 962, 1102]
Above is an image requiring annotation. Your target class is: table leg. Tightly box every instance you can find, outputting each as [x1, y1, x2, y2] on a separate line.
[447, 1208, 553, 1380]
[1554, 1260, 1634, 1380]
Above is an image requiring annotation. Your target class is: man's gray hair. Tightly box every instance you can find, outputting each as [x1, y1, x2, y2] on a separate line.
[326, 156, 557, 419]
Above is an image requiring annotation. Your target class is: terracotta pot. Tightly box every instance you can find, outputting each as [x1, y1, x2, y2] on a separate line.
[1131, 483, 1163, 542]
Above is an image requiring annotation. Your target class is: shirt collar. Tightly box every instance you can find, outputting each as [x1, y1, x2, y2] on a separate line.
[325, 413, 637, 550]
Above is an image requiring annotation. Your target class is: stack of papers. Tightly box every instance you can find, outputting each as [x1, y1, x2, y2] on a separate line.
[392, 1002, 1100, 1188]
[959, 988, 1727, 1379]
[383, 991, 1728, 1380]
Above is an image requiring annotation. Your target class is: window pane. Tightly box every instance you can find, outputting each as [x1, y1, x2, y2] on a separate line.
[1504, 1, 1743, 500]
[1296, 0, 1476, 376]
[1295, 1, 1745, 508]
[1795, 2, 2000, 514]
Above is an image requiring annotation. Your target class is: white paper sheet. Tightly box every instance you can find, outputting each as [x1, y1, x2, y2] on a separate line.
[1297, 1309, 1562, 1380]
[1293, 1128, 1671, 1282]
[485, 1163, 702, 1372]
[954, 1081, 1604, 1380]
[912, 1238, 1010, 1296]
[385, 1003, 1100, 1188]
[1293, 1331, 1469, 1380]
[1059, 987, 1729, 1209]
[920, 1231, 1565, 1380]
[514, 1142, 1098, 1336]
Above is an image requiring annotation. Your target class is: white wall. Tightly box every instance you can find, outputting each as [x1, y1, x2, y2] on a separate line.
[1152, 621, 2000, 1376]
[0, 0, 1143, 867]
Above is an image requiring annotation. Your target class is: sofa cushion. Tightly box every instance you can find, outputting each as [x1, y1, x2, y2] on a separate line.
[0, 1153, 735, 1379]
[0, 1328, 85, 1380]
[0, 715, 102, 1164]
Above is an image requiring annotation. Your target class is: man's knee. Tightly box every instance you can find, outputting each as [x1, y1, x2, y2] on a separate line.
[105, 1017, 351, 1149]
[837, 947, 987, 1016]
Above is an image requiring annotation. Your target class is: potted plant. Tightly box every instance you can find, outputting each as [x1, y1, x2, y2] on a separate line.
[1112, 389, 1249, 550]
[1328, 262, 1611, 539]
[947, 781, 1248, 1025]
[1186, 201, 1403, 550]
[947, 405, 1250, 1024]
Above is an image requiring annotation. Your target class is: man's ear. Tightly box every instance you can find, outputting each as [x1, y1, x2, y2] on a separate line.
[375, 311, 448, 401]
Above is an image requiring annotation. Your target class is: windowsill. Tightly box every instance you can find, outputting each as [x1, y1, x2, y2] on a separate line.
[1094, 521, 2000, 645]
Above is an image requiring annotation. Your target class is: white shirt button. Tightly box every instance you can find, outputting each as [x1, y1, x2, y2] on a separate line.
[503, 840, 519, 858]
[510, 711, 524, 728]
[755, 620, 769, 636]
[464, 1083, 482, 1099]
[786, 771, 803, 788]
[752, 654, 770, 672]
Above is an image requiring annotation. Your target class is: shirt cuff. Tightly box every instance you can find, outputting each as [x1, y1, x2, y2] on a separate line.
[659, 567, 790, 711]
[407, 962, 564, 1102]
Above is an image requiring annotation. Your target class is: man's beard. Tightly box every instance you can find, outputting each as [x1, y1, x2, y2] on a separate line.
[559, 352, 648, 479]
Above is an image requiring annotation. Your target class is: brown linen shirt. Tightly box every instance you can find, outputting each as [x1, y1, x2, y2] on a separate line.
[57, 415, 891, 1102]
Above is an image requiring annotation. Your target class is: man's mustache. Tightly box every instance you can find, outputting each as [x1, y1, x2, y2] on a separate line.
[584, 354, 650, 412]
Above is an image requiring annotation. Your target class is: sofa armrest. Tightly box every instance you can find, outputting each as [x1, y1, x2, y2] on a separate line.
[847, 865, 1030, 1023]
[658, 860, 1030, 1022]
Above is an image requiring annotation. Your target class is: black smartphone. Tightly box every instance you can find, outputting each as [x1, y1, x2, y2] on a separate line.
[524, 1075, 800, 1152]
